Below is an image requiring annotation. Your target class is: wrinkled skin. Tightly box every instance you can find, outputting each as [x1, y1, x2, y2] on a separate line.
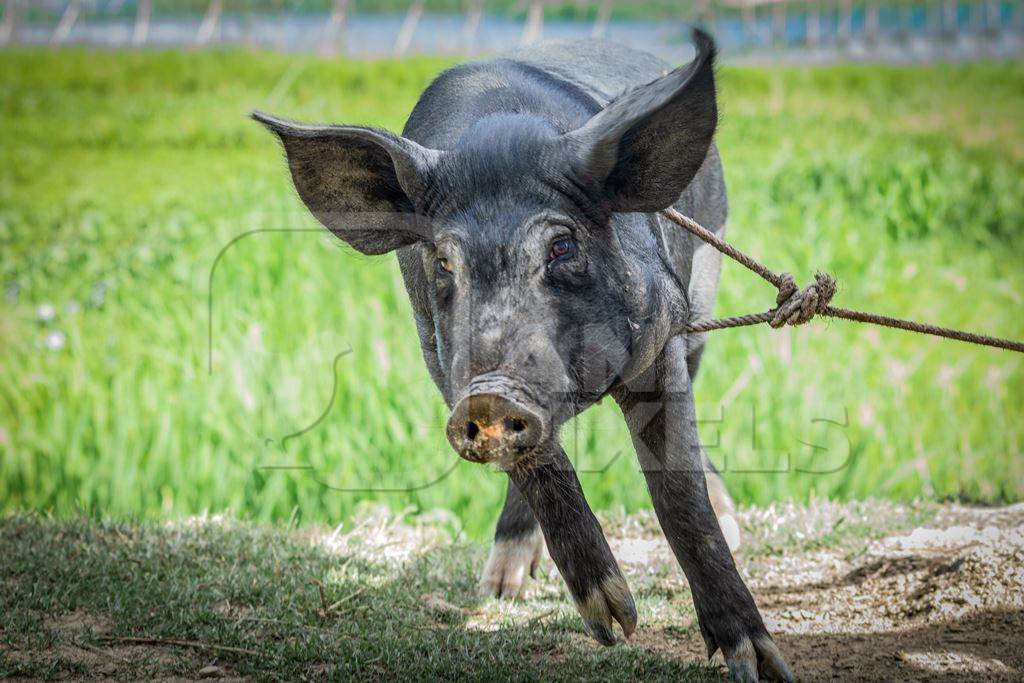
[255, 32, 793, 682]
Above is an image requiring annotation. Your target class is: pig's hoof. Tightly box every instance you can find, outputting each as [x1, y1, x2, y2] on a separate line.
[723, 634, 793, 683]
[478, 528, 544, 599]
[575, 574, 637, 646]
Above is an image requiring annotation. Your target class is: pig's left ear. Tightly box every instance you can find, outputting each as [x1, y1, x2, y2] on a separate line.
[565, 29, 717, 214]
[253, 112, 439, 255]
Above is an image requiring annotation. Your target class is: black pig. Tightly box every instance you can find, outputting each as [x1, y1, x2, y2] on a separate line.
[255, 31, 791, 682]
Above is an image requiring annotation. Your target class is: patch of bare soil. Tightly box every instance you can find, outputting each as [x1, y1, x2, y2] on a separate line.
[3, 641, 188, 680]
[4, 609, 243, 682]
[613, 501, 1024, 682]
[43, 610, 114, 637]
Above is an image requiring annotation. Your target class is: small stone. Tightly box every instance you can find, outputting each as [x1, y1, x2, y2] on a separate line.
[198, 665, 224, 678]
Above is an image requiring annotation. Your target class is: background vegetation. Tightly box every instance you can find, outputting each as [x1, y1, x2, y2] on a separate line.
[1, 49, 1021, 538]
[21, 0, 754, 22]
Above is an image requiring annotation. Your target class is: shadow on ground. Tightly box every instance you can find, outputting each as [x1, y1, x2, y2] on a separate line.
[2, 500, 1022, 681]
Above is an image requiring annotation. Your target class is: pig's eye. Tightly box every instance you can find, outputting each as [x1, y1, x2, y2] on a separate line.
[548, 236, 576, 263]
[436, 257, 453, 275]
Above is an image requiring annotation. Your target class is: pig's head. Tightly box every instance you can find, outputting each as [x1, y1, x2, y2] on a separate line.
[255, 32, 717, 468]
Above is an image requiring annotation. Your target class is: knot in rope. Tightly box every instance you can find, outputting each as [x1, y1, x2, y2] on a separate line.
[659, 206, 1024, 353]
[770, 272, 837, 328]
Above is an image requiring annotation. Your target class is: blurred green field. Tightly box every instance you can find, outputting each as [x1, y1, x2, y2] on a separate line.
[1, 49, 1021, 538]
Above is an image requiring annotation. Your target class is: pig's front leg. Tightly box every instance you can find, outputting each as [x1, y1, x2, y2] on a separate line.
[506, 446, 637, 645]
[613, 337, 792, 683]
[478, 479, 544, 599]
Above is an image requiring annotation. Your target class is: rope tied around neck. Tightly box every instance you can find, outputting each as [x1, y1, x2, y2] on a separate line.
[659, 207, 1024, 354]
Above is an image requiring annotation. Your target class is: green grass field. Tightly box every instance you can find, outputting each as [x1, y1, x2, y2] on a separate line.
[1, 49, 1022, 538]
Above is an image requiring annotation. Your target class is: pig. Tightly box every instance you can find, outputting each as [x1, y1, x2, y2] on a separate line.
[254, 30, 792, 682]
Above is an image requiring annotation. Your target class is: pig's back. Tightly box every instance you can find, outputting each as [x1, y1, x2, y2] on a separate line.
[500, 39, 671, 106]
[403, 40, 667, 147]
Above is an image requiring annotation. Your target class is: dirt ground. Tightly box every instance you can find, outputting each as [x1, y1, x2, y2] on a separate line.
[3, 501, 1022, 681]
[604, 501, 1024, 682]
[345, 499, 1024, 681]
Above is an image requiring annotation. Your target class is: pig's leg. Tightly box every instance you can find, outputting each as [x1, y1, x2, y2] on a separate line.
[478, 479, 544, 598]
[506, 446, 637, 646]
[612, 337, 792, 683]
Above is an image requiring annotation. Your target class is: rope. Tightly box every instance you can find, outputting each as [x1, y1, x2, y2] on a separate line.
[660, 207, 1024, 354]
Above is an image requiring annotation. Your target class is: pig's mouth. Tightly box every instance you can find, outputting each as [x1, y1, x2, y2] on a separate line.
[445, 373, 555, 467]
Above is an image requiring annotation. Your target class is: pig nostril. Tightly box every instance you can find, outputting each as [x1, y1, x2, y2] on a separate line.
[449, 391, 546, 459]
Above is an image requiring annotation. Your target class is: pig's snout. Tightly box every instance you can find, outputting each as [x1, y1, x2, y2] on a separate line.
[446, 392, 547, 464]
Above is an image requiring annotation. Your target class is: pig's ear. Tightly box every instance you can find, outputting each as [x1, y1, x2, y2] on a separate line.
[565, 30, 717, 214]
[253, 112, 439, 255]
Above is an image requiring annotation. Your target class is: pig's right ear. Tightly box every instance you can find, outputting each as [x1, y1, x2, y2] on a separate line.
[253, 112, 439, 255]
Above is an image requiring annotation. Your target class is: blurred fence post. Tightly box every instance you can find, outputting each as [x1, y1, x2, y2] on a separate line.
[807, 0, 820, 46]
[132, 0, 152, 46]
[592, 0, 611, 38]
[772, 0, 786, 46]
[839, 0, 852, 42]
[943, 0, 956, 33]
[700, 0, 717, 33]
[51, 0, 83, 45]
[240, 7, 253, 48]
[985, 0, 999, 33]
[271, 4, 289, 51]
[866, 0, 880, 41]
[741, 0, 757, 45]
[521, 0, 543, 44]
[196, 0, 224, 47]
[320, 0, 349, 56]
[463, 0, 483, 47]
[0, 0, 16, 46]
[926, 0, 940, 36]
[895, 0, 908, 44]
[394, 0, 424, 56]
